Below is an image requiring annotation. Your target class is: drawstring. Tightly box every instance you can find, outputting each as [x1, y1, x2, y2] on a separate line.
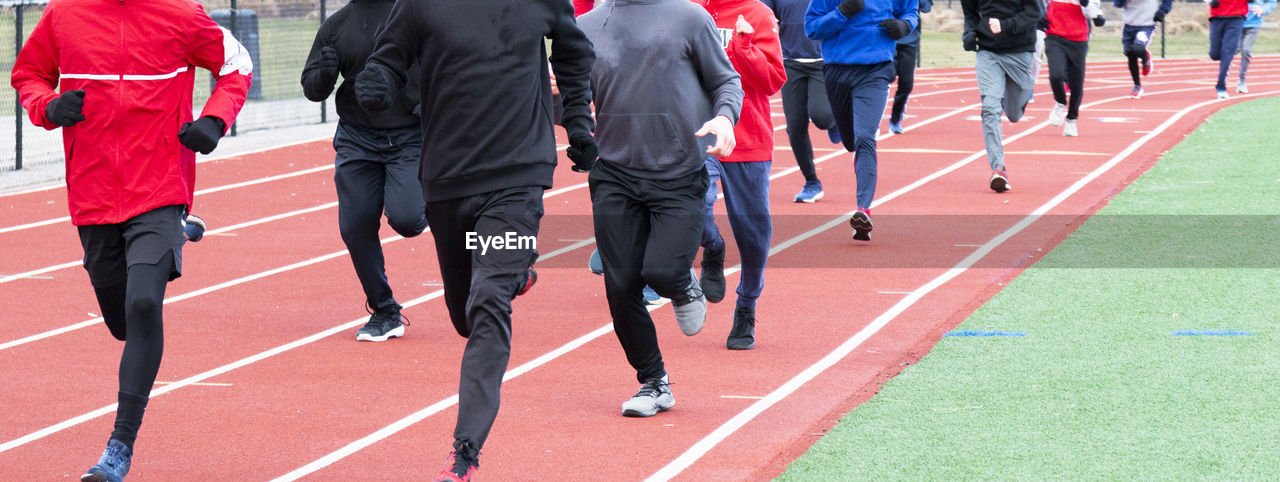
[603, 4, 615, 28]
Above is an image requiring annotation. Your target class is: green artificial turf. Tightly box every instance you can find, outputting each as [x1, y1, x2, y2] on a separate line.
[780, 99, 1280, 479]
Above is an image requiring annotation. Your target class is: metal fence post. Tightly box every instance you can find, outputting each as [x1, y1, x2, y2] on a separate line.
[14, 2, 25, 170]
[1160, 19, 1166, 59]
[320, 0, 328, 124]
[229, 0, 239, 137]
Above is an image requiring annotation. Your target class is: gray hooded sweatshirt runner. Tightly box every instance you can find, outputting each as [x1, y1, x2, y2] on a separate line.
[578, 0, 744, 180]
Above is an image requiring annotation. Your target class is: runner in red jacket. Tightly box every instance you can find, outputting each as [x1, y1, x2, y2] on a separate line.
[11, 0, 251, 479]
[1043, 0, 1105, 136]
[1209, 0, 1249, 97]
[695, 0, 786, 350]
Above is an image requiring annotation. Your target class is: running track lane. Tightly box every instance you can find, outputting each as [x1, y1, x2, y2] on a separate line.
[0, 58, 1275, 479]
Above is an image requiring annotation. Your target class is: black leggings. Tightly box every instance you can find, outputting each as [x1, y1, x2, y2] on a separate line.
[781, 60, 836, 183]
[1046, 35, 1088, 120]
[890, 41, 919, 124]
[1125, 48, 1149, 86]
[94, 250, 171, 448]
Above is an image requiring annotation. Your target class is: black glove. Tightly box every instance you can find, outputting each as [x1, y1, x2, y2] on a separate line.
[838, 0, 865, 17]
[1210, 0, 1220, 8]
[1036, 16, 1050, 30]
[355, 64, 394, 112]
[46, 89, 86, 127]
[565, 131, 598, 173]
[319, 46, 339, 80]
[1080, 0, 1089, 7]
[1153, 10, 1165, 22]
[1093, 15, 1106, 26]
[880, 19, 912, 40]
[177, 116, 226, 155]
[963, 31, 978, 51]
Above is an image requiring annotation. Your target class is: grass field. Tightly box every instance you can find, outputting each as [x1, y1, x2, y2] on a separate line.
[779, 97, 1280, 479]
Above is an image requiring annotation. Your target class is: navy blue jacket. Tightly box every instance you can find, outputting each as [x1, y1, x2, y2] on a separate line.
[761, 0, 824, 60]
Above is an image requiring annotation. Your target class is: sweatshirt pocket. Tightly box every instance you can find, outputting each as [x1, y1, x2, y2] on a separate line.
[596, 113, 689, 171]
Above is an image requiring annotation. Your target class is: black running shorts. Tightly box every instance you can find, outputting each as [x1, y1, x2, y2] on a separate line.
[77, 205, 186, 286]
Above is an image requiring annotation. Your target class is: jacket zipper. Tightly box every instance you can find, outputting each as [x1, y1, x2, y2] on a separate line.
[115, 1, 125, 221]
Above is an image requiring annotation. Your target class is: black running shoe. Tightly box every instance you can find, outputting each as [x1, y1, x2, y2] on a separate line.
[727, 306, 756, 350]
[699, 247, 726, 303]
[356, 309, 405, 342]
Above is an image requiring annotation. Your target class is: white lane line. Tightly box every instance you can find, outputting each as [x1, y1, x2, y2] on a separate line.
[0, 165, 335, 235]
[268, 83, 1245, 478]
[152, 381, 233, 387]
[0, 186, 594, 453]
[3, 79, 1248, 462]
[268, 102, 1027, 479]
[0, 135, 338, 199]
[644, 90, 1275, 482]
[0, 184, 585, 350]
[0, 201, 338, 289]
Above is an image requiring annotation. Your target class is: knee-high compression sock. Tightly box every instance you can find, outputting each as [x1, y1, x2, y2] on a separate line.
[93, 281, 128, 341]
[112, 391, 149, 449]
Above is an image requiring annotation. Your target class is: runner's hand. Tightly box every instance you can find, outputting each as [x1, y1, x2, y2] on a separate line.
[355, 64, 394, 112]
[178, 116, 226, 155]
[696, 115, 736, 158]
[566, 131, 598, 173]
[319, 46, 339, 80]
[46, 89, 86, 127]
[736, 15, 754, 36]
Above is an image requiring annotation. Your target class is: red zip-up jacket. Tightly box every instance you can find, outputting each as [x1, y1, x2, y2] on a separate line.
[11, 0, 253, 226]
[697, 0, 787, 163]
[1211, 0, 1249, 17]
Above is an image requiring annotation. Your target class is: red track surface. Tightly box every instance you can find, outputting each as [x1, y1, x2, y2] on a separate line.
[1, 57, 1276, 480]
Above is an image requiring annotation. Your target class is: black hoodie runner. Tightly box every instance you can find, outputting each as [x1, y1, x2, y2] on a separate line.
[365, 0, 595, 202]
[300, 0, 421, 129]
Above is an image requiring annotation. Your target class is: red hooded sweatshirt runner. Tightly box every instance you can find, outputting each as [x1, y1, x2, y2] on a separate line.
[1211, 0, 1248, 17]
[696, 0, 787, 163]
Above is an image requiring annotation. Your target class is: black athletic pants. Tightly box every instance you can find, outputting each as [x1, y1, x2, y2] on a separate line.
[781, 60, 837, 183]
[890, 41, 919, 124]
[333, 121, 427, 312]
[590, 161, 707, 383]
[79, 205, 185, 449]
[1046, 34, 1088, 121]
[426, 185, 542, 451]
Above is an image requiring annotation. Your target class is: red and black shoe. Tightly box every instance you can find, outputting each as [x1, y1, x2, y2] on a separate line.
[990, 168, 1011, 193]
[433, 442, 479, 482]
[516, 266, 537, 297]
[849, 208, 873, 241]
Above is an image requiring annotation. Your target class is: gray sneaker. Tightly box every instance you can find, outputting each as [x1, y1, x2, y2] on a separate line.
[671, 278, 706, 336]
[356, 310, 405, 342]
[621, 375, 674, 417]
